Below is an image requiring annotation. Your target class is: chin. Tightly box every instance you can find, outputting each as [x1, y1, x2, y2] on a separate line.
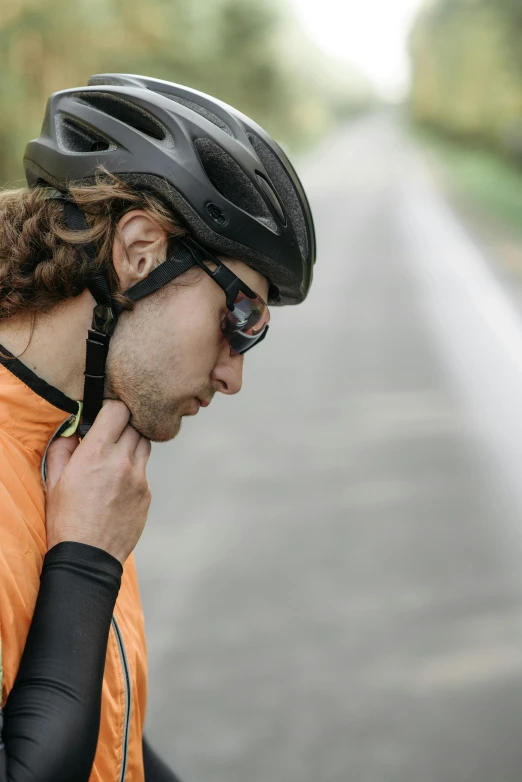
[130, 412, 183, 443]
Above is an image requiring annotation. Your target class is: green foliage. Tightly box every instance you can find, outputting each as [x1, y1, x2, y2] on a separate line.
[409, 0, 522, 158]
[414, 124, 522, 234]
[0, 0, 373, 185]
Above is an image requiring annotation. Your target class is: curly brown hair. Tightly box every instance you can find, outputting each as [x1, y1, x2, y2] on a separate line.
[0, 167, 189, 321]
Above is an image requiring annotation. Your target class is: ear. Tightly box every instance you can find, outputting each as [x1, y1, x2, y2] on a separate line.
[112, 210, 168, 290]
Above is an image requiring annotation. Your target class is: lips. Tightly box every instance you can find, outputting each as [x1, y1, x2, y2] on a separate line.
[197, 397, 210, 408]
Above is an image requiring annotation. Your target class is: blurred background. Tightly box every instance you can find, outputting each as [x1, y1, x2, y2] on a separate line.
[6, 0, 522, 780]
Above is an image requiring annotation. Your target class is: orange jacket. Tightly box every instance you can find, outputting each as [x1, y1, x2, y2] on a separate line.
[0, 350, 148, 781]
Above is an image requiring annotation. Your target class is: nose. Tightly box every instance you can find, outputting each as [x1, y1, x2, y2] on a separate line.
[211, 349, 244, 395]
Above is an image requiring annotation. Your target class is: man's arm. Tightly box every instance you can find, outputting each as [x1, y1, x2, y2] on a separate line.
[0, 542, 121, 782]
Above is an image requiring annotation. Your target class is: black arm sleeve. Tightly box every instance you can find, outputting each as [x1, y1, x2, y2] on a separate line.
[143, 736, 183, 782]
[0, 541, 122, 782]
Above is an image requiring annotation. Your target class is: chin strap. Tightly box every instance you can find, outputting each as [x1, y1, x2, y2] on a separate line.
[47, 191, 198, 438]
[61, 200, 119, 438]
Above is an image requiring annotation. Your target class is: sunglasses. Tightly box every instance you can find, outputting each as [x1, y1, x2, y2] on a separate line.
[180, 238, 270, 356]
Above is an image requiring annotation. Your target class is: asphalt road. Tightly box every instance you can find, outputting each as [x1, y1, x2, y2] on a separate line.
[136, 113, 522, 782]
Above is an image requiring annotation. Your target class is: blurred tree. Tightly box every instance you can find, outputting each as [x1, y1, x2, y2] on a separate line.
[409, 0, 522, 159]
[0, 0, 373, 184]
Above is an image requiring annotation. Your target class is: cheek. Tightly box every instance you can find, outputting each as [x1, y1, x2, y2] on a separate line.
[173, 303, 224, 368]
[192, 312, 223, 359]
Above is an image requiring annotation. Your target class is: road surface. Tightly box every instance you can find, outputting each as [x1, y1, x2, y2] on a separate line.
[136, 113, 522, 782]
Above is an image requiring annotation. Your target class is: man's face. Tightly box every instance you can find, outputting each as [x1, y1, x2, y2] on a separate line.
[104, 259, 269, 442]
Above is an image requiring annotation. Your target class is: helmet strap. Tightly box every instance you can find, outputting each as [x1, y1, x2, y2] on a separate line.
[122, 240, 197, 304]
[61, 200, 117, 438]
[59, 196, 198, 437]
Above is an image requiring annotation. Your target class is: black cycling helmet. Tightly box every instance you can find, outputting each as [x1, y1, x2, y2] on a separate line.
[24, 72, 316, 305]
[23, 74, 316, 437]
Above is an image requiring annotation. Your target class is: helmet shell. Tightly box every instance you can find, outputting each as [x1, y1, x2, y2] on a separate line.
[24, 73, 316, 304]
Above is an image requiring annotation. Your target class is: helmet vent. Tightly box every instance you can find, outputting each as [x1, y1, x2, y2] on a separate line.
[161, 94, 234, 137]
[77, 92, 168, 142]
[56, 115, 112, 153]
[248, 134, 309, 261]
[195, 138, 278, 232]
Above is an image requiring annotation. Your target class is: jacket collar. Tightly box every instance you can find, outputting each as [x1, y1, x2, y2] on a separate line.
[0, 344, 79, 458]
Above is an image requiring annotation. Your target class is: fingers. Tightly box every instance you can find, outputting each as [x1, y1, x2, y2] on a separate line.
[133, 436, 152, 467]
[46, 435, 80, 491]
[117, 423, 142, 456]
[82, 401, 131, 448]
[79, 401, 149, 464]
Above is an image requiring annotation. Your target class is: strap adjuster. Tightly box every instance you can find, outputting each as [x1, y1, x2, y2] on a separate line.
[92, 304, 117, 336]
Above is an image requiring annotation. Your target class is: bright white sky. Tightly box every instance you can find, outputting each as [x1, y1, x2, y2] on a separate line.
[288, 0, 426, 98]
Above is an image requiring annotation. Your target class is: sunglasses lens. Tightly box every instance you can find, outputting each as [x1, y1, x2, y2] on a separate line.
[222, 291, 270, 355]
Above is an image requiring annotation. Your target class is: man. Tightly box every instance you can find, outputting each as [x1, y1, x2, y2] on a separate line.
[0, 73, 316, 781]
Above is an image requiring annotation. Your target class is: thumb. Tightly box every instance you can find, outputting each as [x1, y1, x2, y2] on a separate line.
[46, 435, 79, 491]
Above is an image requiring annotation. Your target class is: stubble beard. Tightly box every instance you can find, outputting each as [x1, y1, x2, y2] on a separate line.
[104, 356, 186, 443]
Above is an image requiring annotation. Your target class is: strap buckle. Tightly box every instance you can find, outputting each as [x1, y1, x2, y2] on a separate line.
[92, 304, 117, 336]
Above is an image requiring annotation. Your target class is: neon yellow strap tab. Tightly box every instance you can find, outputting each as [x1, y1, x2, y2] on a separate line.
[60, 402, 83, 437]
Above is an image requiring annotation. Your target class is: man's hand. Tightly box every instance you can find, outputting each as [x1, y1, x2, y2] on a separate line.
[45, 401, 152, 564]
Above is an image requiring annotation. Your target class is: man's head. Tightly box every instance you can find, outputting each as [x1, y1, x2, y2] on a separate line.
[3, 72, 315, 439]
